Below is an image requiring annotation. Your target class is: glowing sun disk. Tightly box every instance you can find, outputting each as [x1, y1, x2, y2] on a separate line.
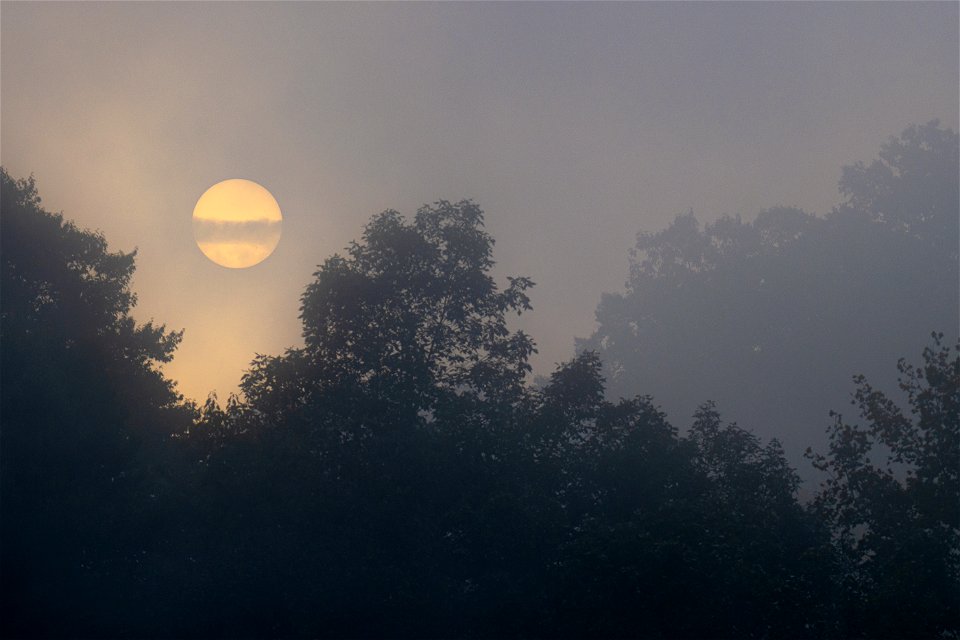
[193, 179, 282, 269]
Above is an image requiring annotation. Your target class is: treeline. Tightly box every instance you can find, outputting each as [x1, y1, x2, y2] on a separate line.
[1, 123, 958, 639]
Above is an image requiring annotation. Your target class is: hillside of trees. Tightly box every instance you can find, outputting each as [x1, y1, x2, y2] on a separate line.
[1, 122, 958, 639]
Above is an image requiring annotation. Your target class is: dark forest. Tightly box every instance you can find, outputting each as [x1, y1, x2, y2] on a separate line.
[2, 122, 958, 638]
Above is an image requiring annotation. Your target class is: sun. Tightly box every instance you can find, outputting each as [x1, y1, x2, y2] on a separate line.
[192, 179, 282, 269]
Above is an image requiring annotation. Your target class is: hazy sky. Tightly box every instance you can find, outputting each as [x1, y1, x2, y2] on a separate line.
[3, 2, 957, 404]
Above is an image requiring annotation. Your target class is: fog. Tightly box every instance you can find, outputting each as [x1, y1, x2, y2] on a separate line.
[2, 3, 959, 637]
[3, 3, 956, 411]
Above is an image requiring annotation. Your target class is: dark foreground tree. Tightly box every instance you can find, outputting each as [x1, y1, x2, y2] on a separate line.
[807, 334, 960, 638]
[535, 358, 832, 639]
[243, 200, 535, 426]
[181, 201, 539, 637]
[0, 168, 193, 637]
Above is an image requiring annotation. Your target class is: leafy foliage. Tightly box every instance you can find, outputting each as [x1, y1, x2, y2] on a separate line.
[1, 168, 193, 636]
[243, 201, 534, 425]
[807, 334, 960, 638]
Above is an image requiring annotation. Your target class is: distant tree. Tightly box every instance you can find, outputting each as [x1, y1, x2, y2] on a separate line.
[807, 334, 960, 638]
[0, 168, 192, 637]
[580, 122, 959, 471]
[839, 120, 959, 259]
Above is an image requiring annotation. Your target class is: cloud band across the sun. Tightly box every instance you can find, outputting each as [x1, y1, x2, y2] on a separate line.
[196, 241, 278, 269]
[193, 218, 282, 244]
[193, 218, 281, 268]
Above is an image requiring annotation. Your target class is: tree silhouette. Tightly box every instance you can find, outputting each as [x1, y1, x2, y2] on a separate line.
[1, 168, 192, 637]
[243, 200, 534, 419]
[180, 201, 541, 636]
[807, 334, 960, 638]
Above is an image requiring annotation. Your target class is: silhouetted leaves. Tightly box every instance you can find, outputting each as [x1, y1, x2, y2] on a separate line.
[1, 168, 193, 637]
[807, 334, 960, 638]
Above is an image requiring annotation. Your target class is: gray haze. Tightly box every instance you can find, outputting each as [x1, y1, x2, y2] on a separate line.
[2, 0, 957, 447]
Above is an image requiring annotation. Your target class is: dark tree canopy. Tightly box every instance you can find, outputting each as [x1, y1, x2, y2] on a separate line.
[807, 334, 960, 638]
[1, 170, 182, 374]
[243, 200, 535, 422]
[1, 168, 192, 637]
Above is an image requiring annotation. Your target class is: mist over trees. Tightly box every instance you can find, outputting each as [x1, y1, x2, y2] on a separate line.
[1, 123, 958, 639]
[580, 121, 959, 474]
